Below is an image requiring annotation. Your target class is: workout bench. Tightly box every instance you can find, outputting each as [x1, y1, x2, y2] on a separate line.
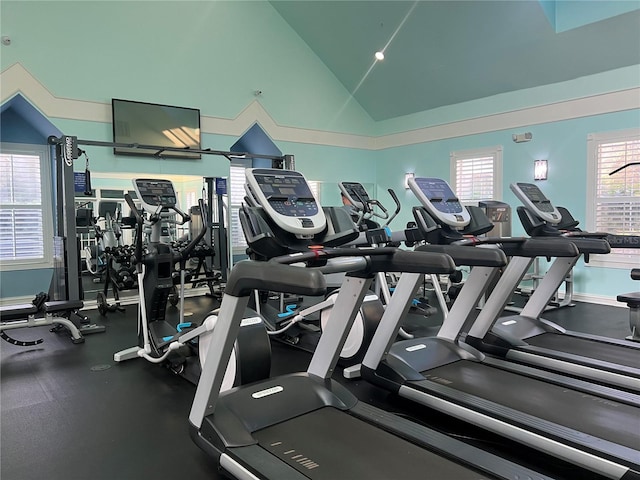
[0, 299, 104, 346]
[617, 268, 640, 342]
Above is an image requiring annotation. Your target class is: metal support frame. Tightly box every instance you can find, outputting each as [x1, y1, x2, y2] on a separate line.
[520, 256, 578, 318]
[467, 256, 534, 339]
[1, 311, 83, 343]
[516, 257, 575, 310]
[307, 275, 372, 379]
[53, 138, 82, 301]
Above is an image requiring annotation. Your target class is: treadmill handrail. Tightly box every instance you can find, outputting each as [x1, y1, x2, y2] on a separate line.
[498, 237, 579, 258]
[416, 244, 507, 268]
[225, 260, 327, 298]
[225, 247, 455, 297]
[272, 247, 455, 274]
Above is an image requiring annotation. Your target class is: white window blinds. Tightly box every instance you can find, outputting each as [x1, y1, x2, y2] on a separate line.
[229, 163, 250, 251]
[450, 147, 502, 203]
[589, 135, 640, 268]
[455, 156, 495, 202]
[0, 151, 49, 265]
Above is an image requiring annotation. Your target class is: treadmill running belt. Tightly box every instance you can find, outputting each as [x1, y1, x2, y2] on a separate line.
[253, 406, 490, 479]
[526, 333, 640, 369]
[422, 361, 640, 450]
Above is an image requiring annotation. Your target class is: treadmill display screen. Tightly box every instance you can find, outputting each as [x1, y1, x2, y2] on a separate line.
[516, 183, 555, 213]
[254, 174, 319, 217]
[415, 177, 463, 213]
[134, 179, 177, 208]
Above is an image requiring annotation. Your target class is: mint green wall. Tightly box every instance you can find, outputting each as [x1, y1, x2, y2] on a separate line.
[376, 108, 640, 298]
[1, 1, 638, 301]
[0, 0, 376, 301]
[275, 140, 377, 206]
[1, 1, 373, 135]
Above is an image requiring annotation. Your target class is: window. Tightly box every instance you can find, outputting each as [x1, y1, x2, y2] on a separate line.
[450, 146, 503, 203]
[0, 143, 53, 270]
[586, 129, 640, 269]
[185, 191, 197, 210]
[229, 164, 321, 253]
[229, 161, 252, 252]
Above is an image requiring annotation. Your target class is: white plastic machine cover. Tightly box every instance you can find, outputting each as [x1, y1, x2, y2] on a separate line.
[245, 168, 325, 237]
[408, 176, 470, 228]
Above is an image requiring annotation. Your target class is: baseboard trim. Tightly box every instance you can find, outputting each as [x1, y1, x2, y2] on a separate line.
[572, 292, 628, 308]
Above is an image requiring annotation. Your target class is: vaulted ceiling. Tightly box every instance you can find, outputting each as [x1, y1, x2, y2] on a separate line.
[270, 1, 640, 121]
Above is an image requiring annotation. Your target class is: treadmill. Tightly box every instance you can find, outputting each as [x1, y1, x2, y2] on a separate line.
[464, 182, 640, 393]
[188, 169, 557, 480]
[360, 176, 640, 480]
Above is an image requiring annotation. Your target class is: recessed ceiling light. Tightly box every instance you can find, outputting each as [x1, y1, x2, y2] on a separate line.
[375, 51, 385, 61]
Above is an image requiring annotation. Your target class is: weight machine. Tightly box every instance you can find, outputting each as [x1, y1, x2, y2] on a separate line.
[1, 138, 104, 346]
[609, 161, 640, 341]
[48, 135, 291, 303]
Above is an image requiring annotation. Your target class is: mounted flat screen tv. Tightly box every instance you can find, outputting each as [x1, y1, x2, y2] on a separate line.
[112, 98, 201, 159]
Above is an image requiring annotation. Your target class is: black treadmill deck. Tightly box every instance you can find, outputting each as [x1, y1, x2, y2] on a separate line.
[526, 332, 640, 370]
[418, 361, 640, 453]
[253, 407, 491, 479]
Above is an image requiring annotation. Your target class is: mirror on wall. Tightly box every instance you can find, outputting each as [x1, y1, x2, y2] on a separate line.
[74, 171, 377, 309]
[75, 172, 206, 304]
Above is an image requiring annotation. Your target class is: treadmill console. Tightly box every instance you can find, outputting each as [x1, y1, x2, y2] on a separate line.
[339, 182, 370, 210]
[245, 168, 325, 236]
[510, 182, 561, 224]
[132, 178, 178, 214]
[408, 177, 470, 228]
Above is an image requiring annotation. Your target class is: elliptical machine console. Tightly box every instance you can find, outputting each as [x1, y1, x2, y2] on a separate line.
[245, 168, 325, 237]
[510, 182, 562, 225]
[408, 177, 470, 228]
[339, 181, 372, 210]
[338, 181, 401, 233]
[135, 178, 178, 211]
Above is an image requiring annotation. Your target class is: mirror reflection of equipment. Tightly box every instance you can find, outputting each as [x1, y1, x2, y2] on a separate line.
[114, 177, 270, 390]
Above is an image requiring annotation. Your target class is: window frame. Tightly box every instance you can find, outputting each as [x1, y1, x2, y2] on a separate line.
[0, 142, 54, 271]
[585, 128, 640, 270]
[450, 145, 503, 203]
[229, 160, 253, 254]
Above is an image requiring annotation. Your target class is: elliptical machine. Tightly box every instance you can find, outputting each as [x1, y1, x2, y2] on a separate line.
[339, 181, 399, 231]
[338, 181, 443, 323]
[114, 178, 270, 387]
[85, 201, 122, 280]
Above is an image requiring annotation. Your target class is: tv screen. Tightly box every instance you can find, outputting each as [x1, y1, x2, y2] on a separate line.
[112, 99, 201, 159]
